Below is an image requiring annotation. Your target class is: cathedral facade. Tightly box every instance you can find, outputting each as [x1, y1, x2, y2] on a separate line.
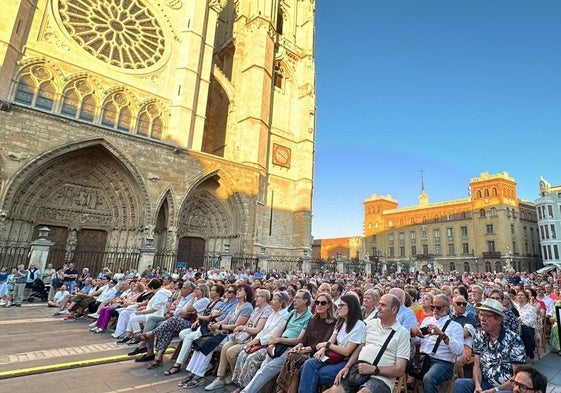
[0, 0, 316, 270]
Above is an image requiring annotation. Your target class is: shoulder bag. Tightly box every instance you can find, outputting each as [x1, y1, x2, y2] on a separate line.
[346, 329, 396, 388]
[408, 319, 452, 380]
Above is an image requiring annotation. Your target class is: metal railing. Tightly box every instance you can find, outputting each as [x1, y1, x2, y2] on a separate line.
[0, 241, 31, 269]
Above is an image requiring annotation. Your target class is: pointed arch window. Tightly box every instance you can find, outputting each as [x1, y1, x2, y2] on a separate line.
[13, 64, 56, 110]
[101, 92, 133, 132]
[61, 79, 97, 123]
[274, 62, 285, 89]
[137, 102, 164, 140]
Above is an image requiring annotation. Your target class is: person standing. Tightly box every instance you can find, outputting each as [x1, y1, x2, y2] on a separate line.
[13, 264, 28, 306]
[454, 298, 526, 393]
[63, 263, 79, 294]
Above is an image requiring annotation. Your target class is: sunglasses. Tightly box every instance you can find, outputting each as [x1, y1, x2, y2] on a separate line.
[455, 302, 467, 307]
[315, 300, 329, 306]
[431, 305, 444, 311]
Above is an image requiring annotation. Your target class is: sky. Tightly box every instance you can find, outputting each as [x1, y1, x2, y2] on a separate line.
[311, 1, 561, 239]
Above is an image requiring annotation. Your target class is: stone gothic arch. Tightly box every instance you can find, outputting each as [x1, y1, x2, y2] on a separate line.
[2, 138, 150, 246]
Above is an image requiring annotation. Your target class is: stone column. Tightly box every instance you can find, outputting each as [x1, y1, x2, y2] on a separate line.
[301, 249, 312, 275]
[258, 247, 269, 273]
[220, 244, 232, 271]
[29, 227, 54, 273]
[138, 244, 156, 276]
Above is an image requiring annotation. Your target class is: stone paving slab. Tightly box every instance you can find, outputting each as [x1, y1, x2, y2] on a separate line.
[1, 303, 559, 393]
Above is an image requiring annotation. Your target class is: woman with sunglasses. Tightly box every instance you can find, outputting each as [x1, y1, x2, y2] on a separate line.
[275, 292, 337, 393]
[298, 293, 365, 393]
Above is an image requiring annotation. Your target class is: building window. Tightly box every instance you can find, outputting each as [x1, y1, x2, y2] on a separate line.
[495, 261, 502, 272]
[435, 245, 441, 255]
[434, 229, 440, 240]
[461, 226, 468, 239]
[548, 205, 554, 218]
[410, 231, 416, 241]
[422, 244, 429, 254]
[448, 244, 455, 255]
[399, 232, 405, 245]
[486, 224, 494, 234]
[101, 92, 133, 132]
[551, 224, 557, 239]
[14, 64, 56, 110]
[485, 261, 492, 272]
[61, 79, 97, 123]
[400, 246, 405, 257]
[389, 247, 394, 257]
[462, 243, 469, 254]
[411, 245, 417, 255]
[447, 227, 453, 240]
[421, 229, 428, 240]
[491, 207, 497, 217]
[137, 102, 164, 140]
[487, 240, 495, 252]
[450, 262, 456, 272]
[480, 209, 486, 218]
[464, 261, 470, 273]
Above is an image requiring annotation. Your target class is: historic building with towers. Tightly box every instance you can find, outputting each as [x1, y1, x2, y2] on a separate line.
[363, 172, 543, 274]
[0, 0, 316, 272]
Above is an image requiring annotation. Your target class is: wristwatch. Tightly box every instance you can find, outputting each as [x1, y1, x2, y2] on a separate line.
[373, 365, 380, 375]
[326, 342, 331, 349]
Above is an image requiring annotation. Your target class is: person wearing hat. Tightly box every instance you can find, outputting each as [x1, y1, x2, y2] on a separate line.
[454, 298, 526, 393]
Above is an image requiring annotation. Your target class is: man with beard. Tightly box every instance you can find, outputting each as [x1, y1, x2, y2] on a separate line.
[409, 294, 464, 393]
[454, 298, 526, 393]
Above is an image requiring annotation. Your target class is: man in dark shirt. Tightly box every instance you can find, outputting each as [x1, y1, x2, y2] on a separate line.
[451, 295, 477, 377]
[63, 263, 79, 294]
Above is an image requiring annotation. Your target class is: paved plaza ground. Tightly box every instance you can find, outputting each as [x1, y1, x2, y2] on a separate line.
[1, 303, 560, 393]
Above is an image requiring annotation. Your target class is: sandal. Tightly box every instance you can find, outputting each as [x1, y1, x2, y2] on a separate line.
[164, 364, 181, 375]
[146, 359, 163, 369]
[178, 373, 195, 387]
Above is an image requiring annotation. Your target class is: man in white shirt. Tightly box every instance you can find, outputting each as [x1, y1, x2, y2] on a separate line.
[409, 294, 464, 393]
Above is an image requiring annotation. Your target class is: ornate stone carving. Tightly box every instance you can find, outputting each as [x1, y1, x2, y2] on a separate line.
[55, 0, 166, 70]
[166, 0, 182, 10]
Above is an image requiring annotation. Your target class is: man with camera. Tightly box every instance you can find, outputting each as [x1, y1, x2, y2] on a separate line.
[409, 294, 464, 393]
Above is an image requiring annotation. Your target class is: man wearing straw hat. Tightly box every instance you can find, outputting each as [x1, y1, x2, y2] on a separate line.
[454, 298, 526, 393]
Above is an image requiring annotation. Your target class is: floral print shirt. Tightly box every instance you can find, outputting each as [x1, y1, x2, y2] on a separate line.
[473, 326, 526, 386]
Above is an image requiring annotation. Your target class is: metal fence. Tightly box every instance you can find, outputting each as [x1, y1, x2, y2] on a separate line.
[0, 241, 31, 269]
[47, 246, 141, 277]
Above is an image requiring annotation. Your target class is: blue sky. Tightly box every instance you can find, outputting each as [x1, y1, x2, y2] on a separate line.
[311, 1, 561, 239]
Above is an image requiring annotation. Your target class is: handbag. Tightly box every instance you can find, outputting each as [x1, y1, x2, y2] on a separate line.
[246, 343, 267, 354]
[325, 349, 346, 365]
[193, 333, 228, 355]
[407, 319, 452, 380]
[269, 343, 291, 358]
[346, 329, 396, 388]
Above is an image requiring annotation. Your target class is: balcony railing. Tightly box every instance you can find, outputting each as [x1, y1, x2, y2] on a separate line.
[416, 253, 434, 260]
[482, 251, 501, 258]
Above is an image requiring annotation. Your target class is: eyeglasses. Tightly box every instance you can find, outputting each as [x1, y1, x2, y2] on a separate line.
[455, 302, 467, 307]
[431, 305, 444, 311]
[315, 300, 329, 306]
[510, 379, 535, 393]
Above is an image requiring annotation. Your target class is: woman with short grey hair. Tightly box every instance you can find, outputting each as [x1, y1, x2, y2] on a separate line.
[229, 291, 291, 392]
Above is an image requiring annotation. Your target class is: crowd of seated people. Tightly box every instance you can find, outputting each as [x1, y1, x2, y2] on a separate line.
[39, 265, 559, 393]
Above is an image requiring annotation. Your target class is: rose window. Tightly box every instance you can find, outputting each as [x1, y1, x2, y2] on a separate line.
[57, 0, 165, 70]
